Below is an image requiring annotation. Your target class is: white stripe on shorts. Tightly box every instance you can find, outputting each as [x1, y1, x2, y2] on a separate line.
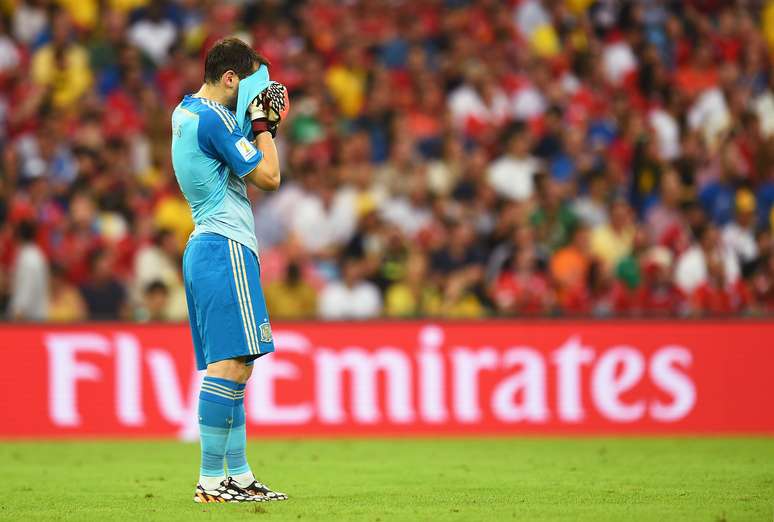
[228, 239, 257, 355]
[234, 240, 261, 354]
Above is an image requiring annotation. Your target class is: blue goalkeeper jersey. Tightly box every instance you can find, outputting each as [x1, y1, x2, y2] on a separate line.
[171, 95, 263, 255]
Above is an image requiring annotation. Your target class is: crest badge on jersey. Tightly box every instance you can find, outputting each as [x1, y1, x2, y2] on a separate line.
[235, 137, 257, 161]
[259, 322, 272, 343]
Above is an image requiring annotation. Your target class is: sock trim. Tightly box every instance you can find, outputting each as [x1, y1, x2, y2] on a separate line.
[201, 386, 236, 401]
[201, 377, 243, 404]
[202, 377, 238, 393]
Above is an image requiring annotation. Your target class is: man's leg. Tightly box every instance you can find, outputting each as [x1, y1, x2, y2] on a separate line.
[186, 235, 277, 502]
[220, 359, 288, 501]
[198, 359, 250, 490]
[226, 365, 255, 487]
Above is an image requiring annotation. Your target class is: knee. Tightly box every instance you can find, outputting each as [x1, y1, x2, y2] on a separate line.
[206, 358, 251, 382]
[243, 364, 254, 382]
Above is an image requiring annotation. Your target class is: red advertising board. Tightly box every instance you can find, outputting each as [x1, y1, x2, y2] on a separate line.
[1, 321, 772, 438]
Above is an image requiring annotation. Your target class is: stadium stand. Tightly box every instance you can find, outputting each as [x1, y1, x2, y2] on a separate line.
[2, 0, 774, 320]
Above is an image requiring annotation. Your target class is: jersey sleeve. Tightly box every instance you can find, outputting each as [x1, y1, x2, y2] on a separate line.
[198, 106, 263, 178]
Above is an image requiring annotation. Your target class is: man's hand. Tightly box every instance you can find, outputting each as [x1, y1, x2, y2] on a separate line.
[248, 81, 289, 138]
[262, 81, 289, 122]
[248, 97, 277, 138]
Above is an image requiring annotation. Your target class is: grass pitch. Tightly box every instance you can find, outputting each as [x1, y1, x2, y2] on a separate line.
[0, 438, 772, 521]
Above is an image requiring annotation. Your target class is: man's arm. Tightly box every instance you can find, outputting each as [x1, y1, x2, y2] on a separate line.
[244, 81, 288, 191]
[244, 131, 280, 191]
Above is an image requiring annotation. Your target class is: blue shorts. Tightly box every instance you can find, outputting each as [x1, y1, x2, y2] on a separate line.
[183, 232, 274, 371]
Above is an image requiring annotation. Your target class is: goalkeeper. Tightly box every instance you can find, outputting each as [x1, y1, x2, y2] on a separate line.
[170, 37, 289, 503]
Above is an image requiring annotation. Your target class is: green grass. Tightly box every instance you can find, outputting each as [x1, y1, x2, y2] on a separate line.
[0, 438, 772, 521]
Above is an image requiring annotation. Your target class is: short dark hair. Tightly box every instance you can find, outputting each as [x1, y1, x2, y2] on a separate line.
[203, 37, 268, 84]
[145, 280, 169, 296]
[16, 220, 37, 242]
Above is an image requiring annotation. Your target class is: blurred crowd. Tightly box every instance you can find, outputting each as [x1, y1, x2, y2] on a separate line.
[3, 0, 774, 322]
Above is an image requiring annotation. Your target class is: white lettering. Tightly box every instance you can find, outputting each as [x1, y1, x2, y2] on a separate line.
[649, 346, 696, 421]
[114, 333, 144, 426]
[492, 348, 549, 422]
[591, 347, 646, 422]
[316, 347, 415, 424]
[45, 333, 110, 426]
[146, 349, 200, 440]
[249, 330, 313, 424]
[552, 336, 594, 422]
[417, 326, 447, 423]
[450, 347, 498, 423]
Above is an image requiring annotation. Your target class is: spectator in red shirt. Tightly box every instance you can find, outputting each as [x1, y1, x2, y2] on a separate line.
[491, 248, 552, 316]
[636, 247, 685, 316]
[674, 45, 719, 98]
[690, 254, 750, 316]
[749, 254, 774, 314]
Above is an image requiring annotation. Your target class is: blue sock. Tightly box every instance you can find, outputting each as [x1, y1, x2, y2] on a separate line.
[198, 376, 240, 486]
[226, 383, 253, 482]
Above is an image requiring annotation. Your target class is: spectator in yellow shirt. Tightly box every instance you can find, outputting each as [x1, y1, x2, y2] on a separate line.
[153, 190, 194, 251]
[56, 0, 98, 31]
[264, 262, 318, 320]
[385, 253, 442, 317]
[48, 265, 87, 323]
[31, 11, 92, 110]
[325, 46, 367, 118]
[590, 199, 635, 271]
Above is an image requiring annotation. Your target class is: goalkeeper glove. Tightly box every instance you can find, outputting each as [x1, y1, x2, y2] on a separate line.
[248, 81, 289, 138]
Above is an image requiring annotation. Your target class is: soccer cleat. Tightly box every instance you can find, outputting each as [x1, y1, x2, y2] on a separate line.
[238, 479, 288, 501]
[193, 477, 265, 503]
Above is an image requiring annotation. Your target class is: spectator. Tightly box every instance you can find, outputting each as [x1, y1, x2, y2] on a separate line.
[291, 176, 357, 256]
[325, 45, 367, 118]
[698, 149, 739, 226]
[722, 189, 759, 272]
[0, 17, 21, 77]
[591, 199, 635, 271]
[12, 1, 48, 45]
[133, 228, 186, 320]
[615, 228, 648, 294]
[380, 173, 433, 239]
[127, 0, 178, 65]
[689, 255, 749, 316]
[486, 128, 541, 202]
[137, 280, 170, 322]
[30, 11, 92, 110]
[645, 168, 688, 246]
[48, 265, 87, 322]
[486, 223, 539, 285]
[448, 62, 510, 136]
[430, 222, 484, 278]
[385, 253, 441, 318]
[318, 257, 381, 319]
[636, 247, 685, 316]
[750, 254, 774, 313]
[531, 180, 578, 253]
[264, 262, 318, 320]
[8, 221, 49, 320]
[573, 173, 610, 228]
[550, 225, 591, 311]
[440, 270, 487, 318]
[491, 248, 551, 316]
[79, 249, 128, 320]
[1, 0, 773, 320]
[674, 224, 741, 295]
[588, 260, 632, 317]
